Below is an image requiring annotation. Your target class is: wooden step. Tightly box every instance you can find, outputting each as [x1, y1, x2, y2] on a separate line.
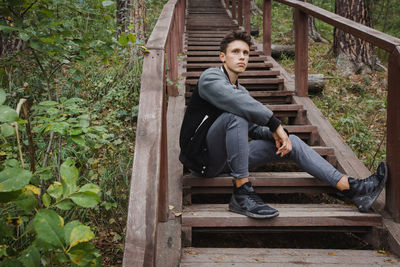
[186, 45, 257, 51]
[286, 125, 319, 145]
[185, 56, 269, 62]
[183, 171, 334, 198]
[183, 70, 280, 78]
[185, 77, 283, 85]
[182, 204, 382, 228]
[184, 62, 273, 69]
[185, 90, 294, 104]
[267, 104, 307, 124]
[181, 247, 399, 266]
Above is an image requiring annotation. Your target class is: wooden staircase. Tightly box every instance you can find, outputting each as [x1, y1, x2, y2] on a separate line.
[178, 0, 398, 265]
[122, 0, 400, 265]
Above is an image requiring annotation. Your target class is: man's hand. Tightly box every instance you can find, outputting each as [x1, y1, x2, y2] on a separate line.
[272, 125, 292, 157]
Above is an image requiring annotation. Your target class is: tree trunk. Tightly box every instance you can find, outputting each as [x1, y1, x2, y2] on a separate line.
[307, 0, 328, 43]
[130, 0, 146, 41]
[333, 0, 376, 75]
[117, 0, 129, 34]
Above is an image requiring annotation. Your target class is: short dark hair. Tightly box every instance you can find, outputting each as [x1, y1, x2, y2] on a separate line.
[220, 30, 252, 53]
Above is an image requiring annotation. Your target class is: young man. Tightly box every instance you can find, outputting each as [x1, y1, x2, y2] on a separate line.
[179, 30, 387, 219]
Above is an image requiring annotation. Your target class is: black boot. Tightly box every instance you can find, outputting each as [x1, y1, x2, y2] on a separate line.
[342, 162, 387, 212]
[229, 181, 279, 219]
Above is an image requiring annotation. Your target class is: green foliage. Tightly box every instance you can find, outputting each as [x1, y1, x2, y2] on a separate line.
[0, 0, 168, 265]
[0, 90, 102, 265]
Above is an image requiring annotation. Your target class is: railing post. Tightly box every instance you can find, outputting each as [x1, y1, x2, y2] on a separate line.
[244, 0, 251, 34]
[386, 46, 400, 222]
[225, 0, 229, 9]
[232, 0, 236, 20]
[238, 0, 243, 26]
[294, 5, 308, 96]
[263, 0, 272, 56]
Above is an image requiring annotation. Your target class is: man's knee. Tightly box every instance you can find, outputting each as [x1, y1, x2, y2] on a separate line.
[289, 134, 303, 149]
[220, 112, 248, 128]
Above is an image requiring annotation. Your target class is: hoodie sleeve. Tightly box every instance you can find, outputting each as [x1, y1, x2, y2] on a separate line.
[198, 68, 281, 130]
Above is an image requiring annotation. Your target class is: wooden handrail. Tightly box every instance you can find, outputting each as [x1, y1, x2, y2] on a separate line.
[274, 0, 400, 52]
[122, 0, 185, 266]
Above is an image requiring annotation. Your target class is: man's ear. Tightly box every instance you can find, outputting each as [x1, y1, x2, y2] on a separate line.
[219, 52, 225, 63]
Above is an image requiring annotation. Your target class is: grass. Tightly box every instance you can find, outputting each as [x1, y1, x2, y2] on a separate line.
[253, 1, 387, 172]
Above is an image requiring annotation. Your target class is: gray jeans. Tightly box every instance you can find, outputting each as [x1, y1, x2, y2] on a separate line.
[205, 112, 343, 187]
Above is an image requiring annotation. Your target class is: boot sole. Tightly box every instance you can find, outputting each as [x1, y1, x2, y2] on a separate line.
[354, 162, 388, 212]
[229, 203, 279, 219]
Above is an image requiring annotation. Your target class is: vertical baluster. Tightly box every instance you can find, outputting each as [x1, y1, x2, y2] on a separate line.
[263, 0, 272, 56]
[294, 6, 308, 96]
[386, 46, 400, 222]
[244, 0, 251, 34]
[238, 0, 243, 26]
[226, 0, 229, 10]
[232, 0, 236, 20]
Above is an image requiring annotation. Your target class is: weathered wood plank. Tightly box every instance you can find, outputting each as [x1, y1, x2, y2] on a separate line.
[181, 247, 399, 265]
[147, 2, 177, 49]
[123, 50, 165, 267]
[386, 46, 400, 222]
[183, 171, 330, 187]
[183, 62, 273, 68]
[185, 56, 268, 62]
[294, 4, 308, 97]
[183, 70, 279, 77]
[185, 77, 283, 85]
[182, 204, 382, 227]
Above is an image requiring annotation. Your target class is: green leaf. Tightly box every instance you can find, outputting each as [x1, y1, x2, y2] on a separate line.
[39, 101, 58, 106]
[71, 135, 85, 147]
[102, 1, 114, 7]
[47, 182, 63, 199]
[0, 25, 22, 32]
[49, 122, 69, 135]
[69, 127, 82, 135]
[0, 190, 22, 203]
[35, 167, 54, 181]
[19, 246, 40, 267]
[0, 89, 5, 105]
[33, 210, 64, 248]
[19, 32, 30, 42]
[0, 219, 14, 238]
[79, 184, 101, 194]
[1, 123, 15, 137]
[55, 199, 74, 210]
[39, 37, 55, 43]
[79, 120, 89, 128]
[0, 167, 32, 192]
[128, 33, 136, 44]
[0, 258, 22, 267]
[14, 191, 37, 212]
[118, 34, 128, 46]
[60, 158, 79, 196]
[46, 107, 60, 116]
[69, 225, 94, 248]
[42, 193, 51, 208]
[64, 220, 82, 246]
[67, 242, 100, 266]
[70, 192, 100, 208]
[0, 105, 18, 123]
[141, 45, 150, 53]
[29, 40, 42, 51]
[0, 245, 7, 257]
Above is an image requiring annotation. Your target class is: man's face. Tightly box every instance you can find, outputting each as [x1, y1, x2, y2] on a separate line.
[220, 40, 250, 74]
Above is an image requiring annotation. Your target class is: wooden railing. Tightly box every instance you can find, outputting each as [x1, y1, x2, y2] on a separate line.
[227, 0, 400, 221]
[122, 0, 185, 266]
